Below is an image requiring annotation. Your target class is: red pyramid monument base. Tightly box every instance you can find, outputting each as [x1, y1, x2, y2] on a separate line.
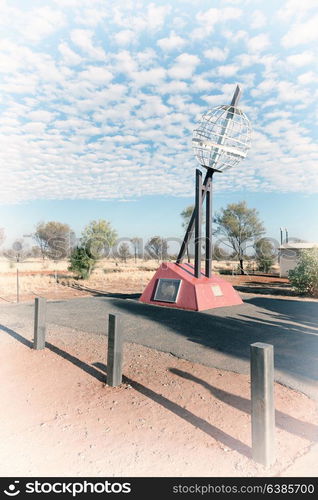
[139, 262, 243, 311]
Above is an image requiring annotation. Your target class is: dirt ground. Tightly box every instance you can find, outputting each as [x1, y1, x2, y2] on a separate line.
[1, 314, 317, 478]
[1, 258, 317, 477]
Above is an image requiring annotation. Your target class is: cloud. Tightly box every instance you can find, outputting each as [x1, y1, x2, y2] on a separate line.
[216, 64, 240, 77]
[58, 42, 83, 65]
[286, 51, 315, 67]
[131, 67, 166, 87]
[70, 29, 106, 59]
[80, 66, 113, 84]
[168, 53, 200, 80]
[246, 33, 270, 52]
[204, 48, 228, 62]
[20, 6, 66, 42]
[277, 0, 318, 21]
[192, 6, 242, 39]
[282, 15, 318, 47]
[297, 71, 317, 85]
[114, 30, 135, 46]
[157, 32, 186, 51]
[250, 10, 267, 29]
[0, 0, 318, 206]
[114, 50, 138, 75]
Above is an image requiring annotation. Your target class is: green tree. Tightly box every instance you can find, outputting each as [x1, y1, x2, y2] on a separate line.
[81, 219, 117, 259]
[214, 201, 265, 274]
[145, 236, 168, 261]
[68, 246, 96, 280]
[289, 248, 318, 296]
[254, 238, 277, 273]
[34, 221, 72, 260]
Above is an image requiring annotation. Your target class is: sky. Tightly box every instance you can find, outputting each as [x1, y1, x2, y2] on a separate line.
[0, 0, 318, 249]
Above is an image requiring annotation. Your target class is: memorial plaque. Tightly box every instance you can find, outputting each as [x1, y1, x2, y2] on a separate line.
[211, 284, 223, 297]
[154, 279, 182, 303]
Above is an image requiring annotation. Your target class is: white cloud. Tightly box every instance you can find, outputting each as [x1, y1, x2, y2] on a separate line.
[124, 3, 171, 33]
[131, 67, 166, 87]
[276, 80, 311, 103]
[145, 3, 171, 32]
[223, 29, 248, 42]
[168, 53, 200, 80]
[246, 33, 270, 52]
[157, 32, 186, 52]
[192, 7, 242, 39]
[204, 48, 228, 62]
[277, 0, 318, 21]
[0, 0, 318, 205]
[159, 80, 189, 94]
[136, 49, 157, 67]
[297, 71, 317, 85]
[201, 93, 226, 106]
[286, 51, 315, 67]
[70, 29, 106, 60]
[75, 7, 108, 26]
[282, 15, 318, 47]
[114, 30, 135, 46]
[191, 76, 215, 91]
[20, 6, 66, 42]
[27, 110, 56, 123]
[217, 64, 240, 77]
[80, 66, 113, 85]
[250, 10, 267, 29]
[114, 50, 138, 75]
[58, 42, 83, 66]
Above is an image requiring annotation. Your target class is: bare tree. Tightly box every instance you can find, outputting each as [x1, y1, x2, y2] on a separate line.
[117, 242, 131, 263]
[130, 237, 142, 263]
[34, 221, 73, 260]
[145, 236, 168, 262]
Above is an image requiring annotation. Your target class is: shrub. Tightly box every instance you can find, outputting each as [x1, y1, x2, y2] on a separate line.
[254, 238, 276, 273]
[289, 248, 318, 296]
[68, 246, 96, 280]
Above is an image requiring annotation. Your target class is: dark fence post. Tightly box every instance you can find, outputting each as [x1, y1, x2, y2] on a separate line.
[250, 342, 275, 467]
[107, 313, 123, 387]
[34, 297, 46, 350]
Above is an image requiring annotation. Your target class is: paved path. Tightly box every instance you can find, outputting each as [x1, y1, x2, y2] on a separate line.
[1, 294, 317, 400]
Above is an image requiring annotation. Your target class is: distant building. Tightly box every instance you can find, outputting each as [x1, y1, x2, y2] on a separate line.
[279, 243, 318, 278]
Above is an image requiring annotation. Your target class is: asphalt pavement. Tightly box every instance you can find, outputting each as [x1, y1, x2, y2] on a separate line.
[1, 294, 317, 400]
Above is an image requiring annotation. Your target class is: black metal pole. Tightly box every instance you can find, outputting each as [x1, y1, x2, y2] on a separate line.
[194, 169, 202, 278]
[176, 170, 211, 265]
[205, 170, 213, 277]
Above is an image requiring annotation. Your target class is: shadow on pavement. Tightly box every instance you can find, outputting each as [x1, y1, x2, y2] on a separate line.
[110, 296, 318, 383]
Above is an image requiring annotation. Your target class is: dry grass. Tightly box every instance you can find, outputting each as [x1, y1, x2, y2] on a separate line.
[0, 256, 281, 303]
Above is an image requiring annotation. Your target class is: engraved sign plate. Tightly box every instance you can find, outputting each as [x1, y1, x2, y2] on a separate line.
[154, 279, 182, 303]
[211, 284, 223, 297]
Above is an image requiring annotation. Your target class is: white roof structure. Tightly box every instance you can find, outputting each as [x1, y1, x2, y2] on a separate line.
[280, 243, 318, 249]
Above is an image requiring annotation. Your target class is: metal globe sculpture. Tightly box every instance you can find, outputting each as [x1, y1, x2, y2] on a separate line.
[192, 103, 251, 171]
[139, 84, 250, 312]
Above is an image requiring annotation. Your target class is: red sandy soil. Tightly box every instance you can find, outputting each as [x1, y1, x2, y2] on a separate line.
[0, 318, 317, 477]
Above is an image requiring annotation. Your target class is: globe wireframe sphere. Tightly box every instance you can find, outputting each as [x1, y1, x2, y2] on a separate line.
[192, 105, 251, 171]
